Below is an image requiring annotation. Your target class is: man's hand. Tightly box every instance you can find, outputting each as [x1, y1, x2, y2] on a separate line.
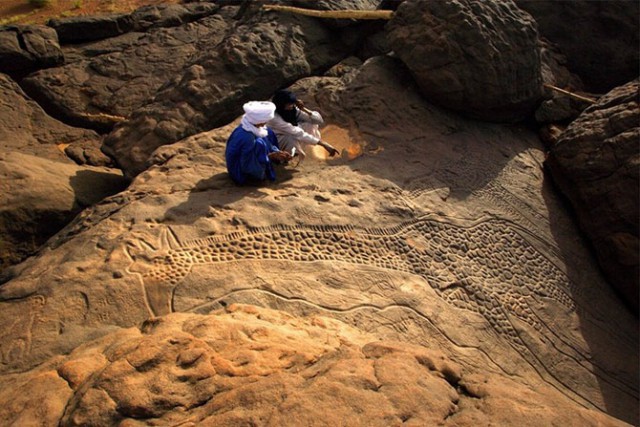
[320, 141, 339, 157]
[269, 151, 292, 163]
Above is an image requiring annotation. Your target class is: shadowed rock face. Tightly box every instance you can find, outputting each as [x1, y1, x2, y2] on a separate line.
[387, 0, 542, 122]
[516, 0, 640, 93]
[546, 80, 640, 313]
[0, 25, 63, 78]
[0, 55, 637, 424]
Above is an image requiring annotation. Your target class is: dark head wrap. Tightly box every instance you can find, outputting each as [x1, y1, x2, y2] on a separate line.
[272, 89, 298, 125]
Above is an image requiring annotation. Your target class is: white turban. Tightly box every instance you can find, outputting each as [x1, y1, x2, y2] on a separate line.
[243, 101, 276, 124]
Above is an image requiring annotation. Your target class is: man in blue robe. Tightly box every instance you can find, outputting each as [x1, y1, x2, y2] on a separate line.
[225, 101, 291, 185]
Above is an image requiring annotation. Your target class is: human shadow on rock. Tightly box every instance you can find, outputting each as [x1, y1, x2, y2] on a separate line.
[162, 168, 299, 225]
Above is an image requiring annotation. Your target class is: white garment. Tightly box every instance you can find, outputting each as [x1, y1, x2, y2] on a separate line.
[243, 101, 276, 124]
[240, 115, 268, 138]
[268, 108, 324, 157]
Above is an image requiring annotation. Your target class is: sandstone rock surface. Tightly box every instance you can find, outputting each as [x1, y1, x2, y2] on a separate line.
[0, 25, 63, 78]
[1, 56, 636, 424]
[546, 80, 640, 313]
[0, 304, 628, 426]
[516, 0, 640, 93]
[387, 0, 542, 122]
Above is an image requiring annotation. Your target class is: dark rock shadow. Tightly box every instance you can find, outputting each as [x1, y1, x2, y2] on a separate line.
[542, 169, 639, 424]
[68, 169, 129, 208]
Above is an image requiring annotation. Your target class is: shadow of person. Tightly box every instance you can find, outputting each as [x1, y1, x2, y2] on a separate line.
[163, 168, 299, 225]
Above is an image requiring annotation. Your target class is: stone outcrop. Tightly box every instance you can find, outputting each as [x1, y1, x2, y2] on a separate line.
[0, 304, 628, 426]
[21, 13, 231, 133]
[0, 151, 126, 271]
[1, 56, 637, 424]
[516, 0, 639, 93]
[387, 0, 543, 122]
[0, 72, 124, 270]
[546, 80, 640, 313]
[0, 25, 63, 78]
[102, 8, 351, 178]
[47, 2, 220, 45]
[0, 73, 104, 165]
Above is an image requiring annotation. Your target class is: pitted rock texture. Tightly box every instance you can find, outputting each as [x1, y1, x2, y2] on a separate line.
[102, 8, 350, 178]
[1, 56, 637, 424]
[387, 0, 542, 122]
[0, 25, 63, 78]
[0, 305, 628, 427]
[546, 80, 640, 313]
[22, 13, 231, 133]
[516, 0, 640, 93]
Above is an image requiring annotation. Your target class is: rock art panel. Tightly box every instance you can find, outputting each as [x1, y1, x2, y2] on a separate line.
[0, 50, 637, 425]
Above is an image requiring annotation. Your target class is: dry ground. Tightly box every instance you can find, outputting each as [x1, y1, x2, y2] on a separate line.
[0, 0, 182, 25]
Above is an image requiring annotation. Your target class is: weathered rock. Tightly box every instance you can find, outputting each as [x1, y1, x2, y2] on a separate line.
[0, 25, 63, 78]
[516, 0, 640, 93]
[0, 73, 105, 165]
[0, 304, 629, 427]
[1, 56, 637, 424]
[546, 80, 640, 313]
[48, 14, 134, 44]
[130, 2, 220, 32]
[102, 9, 351, 178]
[387, 0, 543, 122]
[0, 151, 127, 271]
[21, 14, 231, 133]
[535, 38, 590, 124]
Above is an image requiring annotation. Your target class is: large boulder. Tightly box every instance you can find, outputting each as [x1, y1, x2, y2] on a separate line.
[0, 151, 126, 271]
[102, 8, 351, 178]
[21, 14, 231, 133]
[516, 0, 639, 93]
[386, 0, 543, 122]
[0, 304, 628, 426]
[0, 25, 63, 78]
[546, 80, 640, 313]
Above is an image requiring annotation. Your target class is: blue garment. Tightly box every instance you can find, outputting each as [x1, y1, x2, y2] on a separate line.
[225, 126, 280, 185]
